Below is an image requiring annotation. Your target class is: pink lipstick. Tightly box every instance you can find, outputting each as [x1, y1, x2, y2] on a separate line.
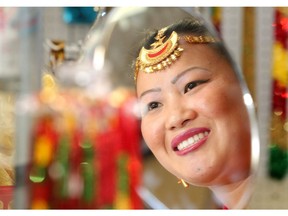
[171, 127, 210, 155]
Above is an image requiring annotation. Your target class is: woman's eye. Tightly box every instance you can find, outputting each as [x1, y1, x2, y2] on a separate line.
[140, 101, 161, 116]
[147, 101, 160, 111]
[184, 80, 209, 93]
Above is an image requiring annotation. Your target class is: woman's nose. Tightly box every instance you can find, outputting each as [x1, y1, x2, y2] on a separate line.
[165, 101, 197, 130]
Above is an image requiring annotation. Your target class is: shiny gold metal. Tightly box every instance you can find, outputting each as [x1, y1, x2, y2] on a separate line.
[178, 178, 189, 188]
[134, 29, 218, 81]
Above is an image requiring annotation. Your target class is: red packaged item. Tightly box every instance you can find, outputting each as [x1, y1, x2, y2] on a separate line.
[0, 186, 14, 209]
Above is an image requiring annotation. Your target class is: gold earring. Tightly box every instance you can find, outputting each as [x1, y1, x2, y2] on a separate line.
[178, 178, 189, 188]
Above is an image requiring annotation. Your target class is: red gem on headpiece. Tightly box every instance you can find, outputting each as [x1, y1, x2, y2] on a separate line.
[147, 43, 168, 58]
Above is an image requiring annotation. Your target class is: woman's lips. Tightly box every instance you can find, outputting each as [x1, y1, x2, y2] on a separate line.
[171, 127, 210, 155]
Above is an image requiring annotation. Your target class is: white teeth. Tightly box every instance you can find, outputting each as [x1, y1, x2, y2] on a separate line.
[199, 133, 204, 139]
[188, 137, 194, 143]
[177, 132, 209, 151]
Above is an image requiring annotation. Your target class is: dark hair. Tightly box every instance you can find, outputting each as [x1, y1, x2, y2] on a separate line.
[133, 17, 236, 81]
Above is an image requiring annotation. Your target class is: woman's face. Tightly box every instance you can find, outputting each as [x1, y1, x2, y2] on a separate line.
[136, 42, 251, 187]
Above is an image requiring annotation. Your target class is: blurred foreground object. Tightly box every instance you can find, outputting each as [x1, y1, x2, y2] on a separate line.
[24, 74, 143, 209]
[269, 8, 288, 180]
[0, 7, 43, 209]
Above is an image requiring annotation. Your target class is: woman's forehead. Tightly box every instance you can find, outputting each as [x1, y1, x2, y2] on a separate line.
[137, 44, 220, 80]
[136, 44, 237, 93]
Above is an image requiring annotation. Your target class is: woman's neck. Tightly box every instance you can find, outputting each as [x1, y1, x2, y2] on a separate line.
[209, 175, 253, 209]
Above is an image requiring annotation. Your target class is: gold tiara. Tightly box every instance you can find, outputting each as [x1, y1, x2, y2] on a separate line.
[134, 28, 218, 81]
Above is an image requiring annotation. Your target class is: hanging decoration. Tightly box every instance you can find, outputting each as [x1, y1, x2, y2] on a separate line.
[0, 92, 15, 209]
[25, 73, 143, 209]
[242, 8, 256, 98]
[210, 7, 222, 34]
[62, 7, 98, 24]
[269, 7, 288, 180]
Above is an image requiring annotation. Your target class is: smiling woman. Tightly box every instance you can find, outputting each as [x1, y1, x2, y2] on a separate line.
[76, 7, 259, 209]
[134, 18, 252, 209]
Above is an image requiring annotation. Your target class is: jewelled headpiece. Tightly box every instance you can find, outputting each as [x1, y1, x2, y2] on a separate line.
[134, 27, 218, 81]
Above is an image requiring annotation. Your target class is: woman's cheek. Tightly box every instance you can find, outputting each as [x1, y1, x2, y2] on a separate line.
[198, 86, 239, 118]
[141, 118, 163, 151]
[194, 94, 227, 118]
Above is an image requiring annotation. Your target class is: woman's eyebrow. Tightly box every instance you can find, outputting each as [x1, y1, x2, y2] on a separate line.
[171, 66, 210, 84]
[139, 67, 210, 99]
[139, 88, 161, 99]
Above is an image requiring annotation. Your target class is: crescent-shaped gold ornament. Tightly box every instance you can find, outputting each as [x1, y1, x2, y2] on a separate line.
[138, 31, 181, 68]
[137, 31, 184, 75]
[134, 28, 218, 81]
